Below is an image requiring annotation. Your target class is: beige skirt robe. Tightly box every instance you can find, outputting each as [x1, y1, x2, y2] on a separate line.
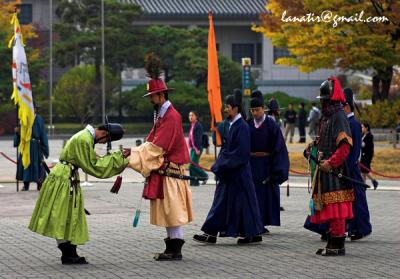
[128, 142, 193, 227]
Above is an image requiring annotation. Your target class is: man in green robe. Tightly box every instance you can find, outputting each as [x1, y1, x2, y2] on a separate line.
[29, 123, 129, 264]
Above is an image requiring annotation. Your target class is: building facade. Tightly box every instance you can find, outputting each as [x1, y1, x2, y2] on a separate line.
[27, 0, 338, 99]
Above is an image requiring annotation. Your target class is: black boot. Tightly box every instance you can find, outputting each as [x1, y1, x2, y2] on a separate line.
[372, 179, 379, 190]
[58, 242, 88, 264]
[154, 238, 185, 261]
[21, 182, 29, 191]
[317, 235, 345, 256]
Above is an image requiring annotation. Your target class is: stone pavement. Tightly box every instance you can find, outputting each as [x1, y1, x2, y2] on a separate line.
[0, 181, 399, 279]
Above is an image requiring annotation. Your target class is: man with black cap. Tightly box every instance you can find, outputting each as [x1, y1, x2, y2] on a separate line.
[29, 120, 129, 264]
[248, 90, 289, 234]
[304, 77, 355, 256]
[193, 89, 263, 244]
[126, 53, 192, 261]
[343, 87, 372, 241]
[266, 97, 283, 127]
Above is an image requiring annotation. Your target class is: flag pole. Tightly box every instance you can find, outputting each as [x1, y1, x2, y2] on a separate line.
[13, 7, 19, 192]
[49, 0, 53, 136]
[16, 104, 19, 192]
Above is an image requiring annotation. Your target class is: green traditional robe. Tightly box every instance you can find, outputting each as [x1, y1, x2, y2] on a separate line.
[29, 127, 128, 245]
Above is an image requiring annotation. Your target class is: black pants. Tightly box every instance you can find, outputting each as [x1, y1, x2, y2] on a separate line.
[298, 125, 306, 143]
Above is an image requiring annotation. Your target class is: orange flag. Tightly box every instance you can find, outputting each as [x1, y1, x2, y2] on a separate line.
[207, 12, 222, 146]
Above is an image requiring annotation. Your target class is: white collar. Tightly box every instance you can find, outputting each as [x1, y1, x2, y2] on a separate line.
[347, 112, 354, 118]
[159, 100, 171, 118]
[254, 114, 266, 128]
[229, 113, 242, 127]
[85, 124, 95, 139]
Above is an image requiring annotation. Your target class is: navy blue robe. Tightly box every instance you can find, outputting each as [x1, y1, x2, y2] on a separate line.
[248, 116, 289, 226]
[346, 114, 372, 236]
[201, 116, 263, 238]
[14, 115, 49, 182]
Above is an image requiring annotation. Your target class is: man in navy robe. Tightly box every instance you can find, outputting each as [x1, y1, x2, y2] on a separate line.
[14, 103, 49, 191]
[248, 91, 289, 233]
[343, 88, 372, 241]
[193, 89, 263, 244]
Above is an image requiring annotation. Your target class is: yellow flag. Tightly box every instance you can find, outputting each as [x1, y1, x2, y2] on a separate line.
[10, 13, 35, 169]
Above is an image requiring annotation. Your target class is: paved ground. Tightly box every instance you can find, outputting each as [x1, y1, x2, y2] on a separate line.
[1, 137, 400, 278]
[0, 180, 399, 279]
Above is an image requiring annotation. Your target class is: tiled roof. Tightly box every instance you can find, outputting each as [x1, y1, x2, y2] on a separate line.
[120, 0, 266, 17]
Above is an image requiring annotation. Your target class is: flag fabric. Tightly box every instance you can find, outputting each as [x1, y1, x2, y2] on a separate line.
[207, 12, 222, 146]
[9, 13, 35, 169]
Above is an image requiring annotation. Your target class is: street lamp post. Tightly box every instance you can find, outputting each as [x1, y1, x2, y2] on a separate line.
[49, 0, 53, 135]
[101, 0, 105, 124]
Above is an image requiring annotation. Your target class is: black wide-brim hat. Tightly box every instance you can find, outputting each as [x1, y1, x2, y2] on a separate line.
[105, 117, 124, 142]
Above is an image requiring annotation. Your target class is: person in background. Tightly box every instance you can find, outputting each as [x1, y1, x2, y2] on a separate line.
[284, 103, 297, 143]
[297, 102, 307, 143]
[14, 102, 49, 191]
[188, 111, 208, 186]
[360, 122, 378, 190]
[266, 97, 283, 127]
[248, 90, 289, 234]
[266, 97, 286, 212]
[193, 89, 263, 245]
[308, 102, 321, 141]
[395, 111, 400, 143]
[342, 88, 372, 241]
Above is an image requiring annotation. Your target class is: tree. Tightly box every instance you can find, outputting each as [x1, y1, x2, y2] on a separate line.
[53, 65, 118, 124]
[253, 0, 400, 103]
[145, 26, 247, 95]
[54, 0, 145, 118]
[143, 26, 208, 82]
[0, 0, 41, 111]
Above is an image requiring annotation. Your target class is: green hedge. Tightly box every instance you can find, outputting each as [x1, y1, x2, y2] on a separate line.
[358, 100, 400, 128]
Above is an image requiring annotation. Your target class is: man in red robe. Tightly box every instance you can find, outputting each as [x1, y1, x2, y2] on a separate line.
[127, 54, 192, 261]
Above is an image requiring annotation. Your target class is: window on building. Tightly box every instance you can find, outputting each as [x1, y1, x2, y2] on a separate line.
[18, 4, 33, 24]
[231, 43, 262, 66]
[232, 44, 254, 64]
[255, 43, 262, 65]
[273, 46, 291, 64]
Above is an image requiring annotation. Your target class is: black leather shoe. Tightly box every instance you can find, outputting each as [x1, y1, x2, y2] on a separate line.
[61, 256, 88, 265]
[237, 235, 262, 244]
[262, 228, 270, 235]
[350, 233, 370, 241]
[193, 233, 217, 244]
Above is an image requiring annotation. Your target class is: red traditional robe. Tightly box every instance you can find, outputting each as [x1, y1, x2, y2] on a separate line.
[143, 105, 190, 199]
[128, 104, 193, 227]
